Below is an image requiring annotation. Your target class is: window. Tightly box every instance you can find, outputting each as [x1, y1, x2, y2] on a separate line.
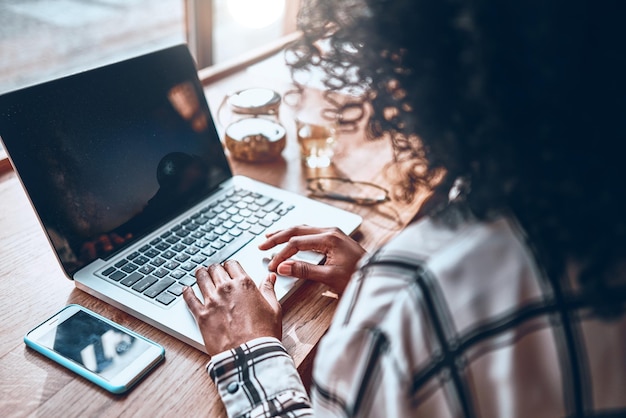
[0, 0, 299, 158]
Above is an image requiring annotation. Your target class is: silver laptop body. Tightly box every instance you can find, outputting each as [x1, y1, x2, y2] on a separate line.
[0, 45, 361, 352]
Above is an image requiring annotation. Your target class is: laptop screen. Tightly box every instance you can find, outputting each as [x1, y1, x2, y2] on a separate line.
[0, 45, 232, 275]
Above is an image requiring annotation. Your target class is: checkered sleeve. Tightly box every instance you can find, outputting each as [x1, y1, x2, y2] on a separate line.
[207, 337, 313, 418]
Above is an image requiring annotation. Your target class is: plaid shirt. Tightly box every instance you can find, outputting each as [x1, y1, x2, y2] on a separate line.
[207, 217, 626, 418]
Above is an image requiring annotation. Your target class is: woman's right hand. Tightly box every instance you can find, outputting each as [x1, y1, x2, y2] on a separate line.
[258, 225, 366, 294]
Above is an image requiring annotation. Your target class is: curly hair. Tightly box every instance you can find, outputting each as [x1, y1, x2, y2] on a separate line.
[287, 0, 626, 312]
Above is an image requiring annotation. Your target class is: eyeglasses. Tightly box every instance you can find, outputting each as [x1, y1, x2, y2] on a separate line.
[306, 177, 390, 205]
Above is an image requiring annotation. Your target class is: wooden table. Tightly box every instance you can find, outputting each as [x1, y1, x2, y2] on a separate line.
[0, 53, 426, 417]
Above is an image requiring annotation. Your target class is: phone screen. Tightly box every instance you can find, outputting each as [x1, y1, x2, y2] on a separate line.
[36, 309, 156, 381]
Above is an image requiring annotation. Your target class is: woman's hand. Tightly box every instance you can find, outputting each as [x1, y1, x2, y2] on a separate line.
[259, 225, 366, 294]
[182, 260, 282, 356]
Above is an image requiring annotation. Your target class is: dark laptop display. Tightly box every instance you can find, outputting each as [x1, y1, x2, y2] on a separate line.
[0, 45, 231, 274]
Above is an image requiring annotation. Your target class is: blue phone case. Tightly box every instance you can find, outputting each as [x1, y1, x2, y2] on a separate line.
[24, 304, 165, 394]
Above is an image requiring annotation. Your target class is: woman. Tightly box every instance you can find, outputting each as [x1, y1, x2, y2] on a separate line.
[183, 0, 626, 416]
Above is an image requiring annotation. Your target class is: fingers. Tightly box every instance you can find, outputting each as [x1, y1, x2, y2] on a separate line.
[222, 259, 247, 281]
[195, 266, 217, 299]
[275, 260, 330, 283]
[182, 285, 203, 315]
[259, 273, 280, 312]
[266, 233, 330, 272]
[259, 225, 330, 250]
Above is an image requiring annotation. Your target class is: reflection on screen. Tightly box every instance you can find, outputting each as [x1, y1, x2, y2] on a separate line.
[42, 310, 151, 381]
[0, 46, 231, 274]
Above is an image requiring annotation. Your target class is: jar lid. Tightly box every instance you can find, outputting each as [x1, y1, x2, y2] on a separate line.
[227, 88, 281, 115]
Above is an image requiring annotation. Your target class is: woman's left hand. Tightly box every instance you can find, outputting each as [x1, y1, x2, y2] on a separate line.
[183, 260, 282, 356]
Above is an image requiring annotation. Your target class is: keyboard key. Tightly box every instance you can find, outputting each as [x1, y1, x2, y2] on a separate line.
[127, 251, 140, 260]
[249, 225, 266, 235]
[164, 260, 180, 270]
[139, 244, 151, 252]
[150, 257, 166, 267]
[167, 283, 185, 296]
[155, 242, 169, 251]
[179, 276, 196, 287]
[196, 239, 210, 248]
[166, 236, 180, 244]
[109, 271, 127, 282]
[172, 224, 182, 232]
[121, 263, 138, 273]
[201, 248, 216, 257]
[150, 238, 161, 245]
[144, 278, 175, 298]
[181, 262, 196, 271]
[220, 234, 235, 244]
[191, 212, 201, 219]
[176, 229, 190, 237]
[161, 250, 176, 259]
[120, 272, 143, 286]
[191, 255, 207, 264]
[181, 218, 192, 225]
[211, 241, 226, 250]
[185, 223, 200, 231]
[194, 216, 209, 225]
[153, 268, 169, 278]
[202, 232, 255, 266]
[156, 292, 176, 306]
[144, 249, 159, 258]
[185, 246, 200, 255]
[256, 196, 271, 206]
[222, 220, 236, 229]
[170, 270, 186, 279]
[255, 209, 269, 219]
[172, 243, 186, 252]
[230, 227, 243, 237]
[214, 226, 228, 236]
[138, 265, 155, 275]
[134, 255, 150, 265]
[231, 215, 244, 224]
[102, 267, 116, 276]
[238, 222, 252, 230]
[192, 231, 204, 239]
[259, 217, 275, 228]
[160, 231, 172, 238]
[265, 199, 282, 212]
[132, 276, 158, 292]
[235, 201, 248, 209]
[182, 237, 195, 245]
[175, 253, 190, 262]
[114, 259, 128, 268]
[277, 204, 294, 216]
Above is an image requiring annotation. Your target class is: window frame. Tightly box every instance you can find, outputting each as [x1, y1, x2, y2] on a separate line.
[0, 0, 301, 175]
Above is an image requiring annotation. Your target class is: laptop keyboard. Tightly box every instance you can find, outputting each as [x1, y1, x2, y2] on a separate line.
[97, 187, 294, 307]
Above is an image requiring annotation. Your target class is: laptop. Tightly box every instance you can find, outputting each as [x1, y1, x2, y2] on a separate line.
[0, 44, 361, 352]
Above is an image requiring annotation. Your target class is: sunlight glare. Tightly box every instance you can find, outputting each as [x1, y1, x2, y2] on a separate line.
[227, 0, 285, 29]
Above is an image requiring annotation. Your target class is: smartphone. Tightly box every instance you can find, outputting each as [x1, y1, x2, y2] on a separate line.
[24, 304, 165, 394]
